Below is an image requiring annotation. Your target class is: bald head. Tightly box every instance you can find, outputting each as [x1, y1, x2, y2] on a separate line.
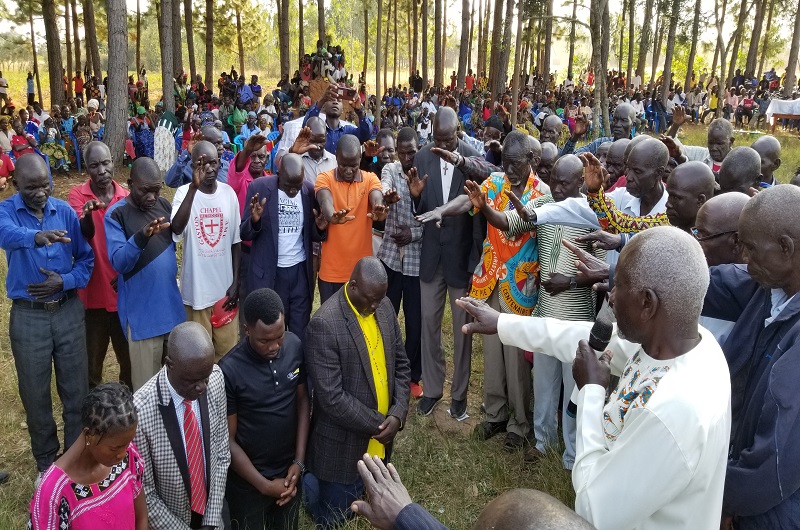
[191, 140, 219, 164]
[751, 135, 781, 183]
[433, 107, 460, 151]
[617, 226, 709, 338]
[84, 140, 111, 163]
[606, 139, 630, 180]
[348, 257, 389, 316]
[168, 322, 215, 365]
[540, 114, 564, 145]
[307, 116, 327, 136]
[624, 134, 649, 165]
[695, 192, 750, 266]
[336, 134, 362, 158]
[473, 489, 593, 530]
[611, 102, 636, 140]
[538, 142, 559, 184]
[280, 153, 304, 180]
[665, 162, 716, 230]
[130, 156, 161, 184]
[719, 146, 762, 194]
[550, 154, 585, 202]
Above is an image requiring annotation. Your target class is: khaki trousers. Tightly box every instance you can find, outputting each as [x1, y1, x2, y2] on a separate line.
[127, 326, 167, 391]
[184, 305, 239, 361]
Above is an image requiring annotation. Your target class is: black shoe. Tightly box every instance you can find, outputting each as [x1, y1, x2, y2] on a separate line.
[474, 420, 507, 440]
[523, 447, 546, 463]
[503, 432, 528, 452]
[417, 396, 442, 416]
[0, 470, 8, 485]
[448, 399, 469, 421]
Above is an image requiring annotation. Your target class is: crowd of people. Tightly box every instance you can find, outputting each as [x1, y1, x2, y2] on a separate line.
[1, 54, 800, 530]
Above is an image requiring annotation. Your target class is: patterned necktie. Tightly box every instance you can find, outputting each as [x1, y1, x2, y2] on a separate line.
[182, 399, 207, 515]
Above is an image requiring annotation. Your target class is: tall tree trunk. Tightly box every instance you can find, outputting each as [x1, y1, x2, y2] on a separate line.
[467, 0, 474, 74]
[510, 0, 523, 126]
[714, 0, 727, 115]
[171, 0, 182, 76]
[521, 26, 529, 76]
[481, 0, 491, 76]
[636, 0, 653, 80]
[589, 0, 605, 136]
[626, 0, 634, 84]
[684, 0, 701, 91]
[488, 0, 504, 90]
[42, 0, 64, 106]
[457, 0, 470, 86]
[159, 0, 175, 112]
[205, 0, 214, 86]
[392, 0, 398, 87]
[384, 0, 391, 89]
[661, 0, 679, 104]
[434, 0, 443, 85]
[136, 0, 141, 71]
[786, 0, 800, 97]
[280, 0, 291, 75]
[318, 0, 326, 47]
[443, 0, 447, 76]
[601, 0, 611, 130]
[543, 0, 553, 87]
[82, 0, 101, 77]
[64, 0, 73, 99]
[235, 7, 245, 74]
[105, 0, 128, 164]
[422, 0, 428, 85]
[758, 0, 775, 76]
[412, 0, 418, 75]
[363, 3, 369, 75]
[476, 0, 483, 75]
[618, 0, 625, 72]
[745, 0, 763, 75]
[711, 0, 726, 76]
[29, 2, 43, 105]
[407, 8, 412, 77]
[376, 0, 383, 127]
[184, 0, 196, 81]
[70, 0, 81, 75]
[650, 3, 663, 86]
[494, 0, 513, 95]
[726, 0, 749, 87]
[299, 0, 305, 62]
[568, 0, 577, 77]
[536, 19, 543, 73]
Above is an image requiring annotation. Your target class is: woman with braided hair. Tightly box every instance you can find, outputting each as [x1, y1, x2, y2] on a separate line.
[29, 382, 147, 530]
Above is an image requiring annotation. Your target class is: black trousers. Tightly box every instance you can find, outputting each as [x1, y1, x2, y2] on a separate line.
[227, 472, 300, 530]
[318, 279, 344, 305]
[85, 308, 132, 390]
[383, 263, 422, 383]
[274, 261, 312, 341]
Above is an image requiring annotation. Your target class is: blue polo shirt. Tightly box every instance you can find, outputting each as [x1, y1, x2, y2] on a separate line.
[105, 197, 185, 340]
[302, 104, 372, 154]
[0, 194, 93, 300]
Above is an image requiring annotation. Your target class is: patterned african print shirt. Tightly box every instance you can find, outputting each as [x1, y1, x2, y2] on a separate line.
[469, 172, 549, 315]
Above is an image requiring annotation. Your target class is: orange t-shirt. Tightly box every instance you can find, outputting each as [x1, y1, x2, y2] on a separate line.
[315, 169, 382, 283]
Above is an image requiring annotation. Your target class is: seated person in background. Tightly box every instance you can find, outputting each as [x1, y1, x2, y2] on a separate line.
[11, 118, 38, 157]
[29, 383, 146, 530]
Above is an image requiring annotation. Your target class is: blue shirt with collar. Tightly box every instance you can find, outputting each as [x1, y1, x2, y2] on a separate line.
[0, 194, 94, 300]
[164, 149, 230, 188]
[238, 84, 255, 105]
[302, 104, 372, 153]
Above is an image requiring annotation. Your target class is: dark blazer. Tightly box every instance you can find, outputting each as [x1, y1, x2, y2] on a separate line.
[132, 366, 230, 529]
[304, 287, 411, 484]
[413, 139, 482, 288]
[240, 175, 323, 296]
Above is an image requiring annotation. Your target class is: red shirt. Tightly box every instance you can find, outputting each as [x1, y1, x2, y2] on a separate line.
[67, 180, 129, 311]
[0, 153, 15, 177]
[11, 134, 35, 156]
[465, 76, 474, 90]
[73, 76, 84, 93]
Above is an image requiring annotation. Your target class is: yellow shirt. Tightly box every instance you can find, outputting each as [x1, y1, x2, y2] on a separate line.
[344, 283, 389, 458]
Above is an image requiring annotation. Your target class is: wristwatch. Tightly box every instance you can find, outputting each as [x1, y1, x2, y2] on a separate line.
[569, 277, 578, 290]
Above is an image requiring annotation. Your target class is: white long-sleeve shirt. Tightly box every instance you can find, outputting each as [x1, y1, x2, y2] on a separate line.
[497, 315, 731, 530]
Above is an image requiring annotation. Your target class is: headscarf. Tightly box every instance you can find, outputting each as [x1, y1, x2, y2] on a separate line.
[87, 99, 99, 110]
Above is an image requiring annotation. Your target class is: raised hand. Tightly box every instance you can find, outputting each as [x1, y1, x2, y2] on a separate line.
[330, 208, 356, 224]
[27, 268, 64, 299]
[367, 203, 389, 222]
[659, 135, 681, 159]
[403, 167, 428, 199]
[578, 152, 605, 193]
[571, 114, 589, 139]
[430, 147, 460, 166]
[575, 230, 622, 251]
[244, 133, 268, 154]
[249, 193, 266, 224]
[141, 217, 171, 238]
[672, 105, 687, 127]
[415, 207, 443, 228]
[363, 140, 385, 158]
[80, 199, 106, 219]
[289, 127, 321, 155]
[34, 230, 71, 247]
[383, 188, 400, 205]
[464, 180, 486, 211]
[505, 189, 529, 222]
[191, 154, 207, 189]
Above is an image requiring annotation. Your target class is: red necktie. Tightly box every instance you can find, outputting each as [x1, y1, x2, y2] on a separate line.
[183, 399, 207, 515]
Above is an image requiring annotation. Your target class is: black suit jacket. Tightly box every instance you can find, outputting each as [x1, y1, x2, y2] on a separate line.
[304, 287, 411, 484]
[240, 175, 323, 296]
[413, 139, 482, 288]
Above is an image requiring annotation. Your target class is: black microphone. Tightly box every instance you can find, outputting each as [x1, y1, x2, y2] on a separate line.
[566, 316, 613, 418]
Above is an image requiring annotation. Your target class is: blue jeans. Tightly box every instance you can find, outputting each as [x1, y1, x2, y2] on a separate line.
[273, 90, 291, 105]
[302, 472, 364, 529]
[10, 296, 88, 471]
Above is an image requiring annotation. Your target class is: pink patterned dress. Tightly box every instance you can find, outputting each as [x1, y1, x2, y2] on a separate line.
[29, 443, 144, 530]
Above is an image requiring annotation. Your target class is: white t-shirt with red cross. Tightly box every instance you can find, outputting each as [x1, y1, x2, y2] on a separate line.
[172, 182, 242, 310]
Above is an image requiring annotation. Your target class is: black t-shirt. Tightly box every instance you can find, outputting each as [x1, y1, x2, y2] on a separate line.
[219, 332, 305, 479]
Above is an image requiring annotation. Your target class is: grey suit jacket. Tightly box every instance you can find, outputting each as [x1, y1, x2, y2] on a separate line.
[305, 286, 411, 484]
[133, 365, 231, 529]
[413, 139, 482, 288]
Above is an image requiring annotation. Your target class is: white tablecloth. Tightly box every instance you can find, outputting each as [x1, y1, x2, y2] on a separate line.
[765, 99, 800, 120]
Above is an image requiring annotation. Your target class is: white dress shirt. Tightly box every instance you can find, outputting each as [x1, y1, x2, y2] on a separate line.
[440, 158, 454, 204]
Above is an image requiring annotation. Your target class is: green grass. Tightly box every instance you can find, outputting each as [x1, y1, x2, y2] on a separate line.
[0, 121, 797, 528]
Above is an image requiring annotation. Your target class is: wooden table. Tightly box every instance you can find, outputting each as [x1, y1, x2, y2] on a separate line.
[771, 113, 800, 133]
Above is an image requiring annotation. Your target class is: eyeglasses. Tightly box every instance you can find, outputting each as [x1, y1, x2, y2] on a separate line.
[690, 227, 736, 242]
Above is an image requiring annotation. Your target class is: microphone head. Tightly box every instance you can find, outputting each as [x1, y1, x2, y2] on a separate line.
[588, 316, 613, 352]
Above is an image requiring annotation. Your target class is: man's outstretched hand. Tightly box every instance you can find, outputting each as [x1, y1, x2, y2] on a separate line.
[562, 239, 610, 290]
[403, 168, 428, 199]
[455, 297, 500, 335]
[351, 454, 413, 530]
[578, 152, 605, 193]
